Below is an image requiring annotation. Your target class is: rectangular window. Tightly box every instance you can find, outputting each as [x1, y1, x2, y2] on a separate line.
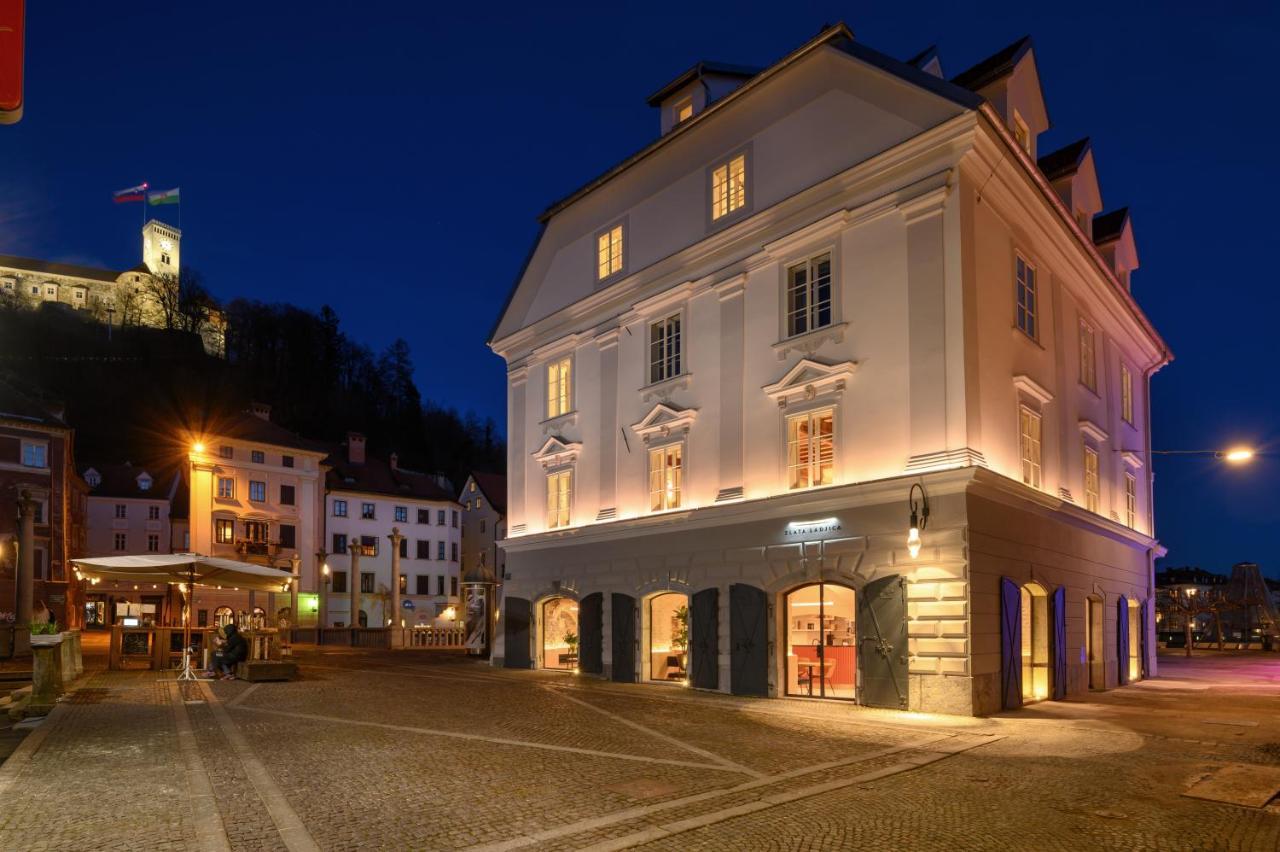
[416, 540, 429, 559]
[451, 542, 458, 562]
[1019, 407, 1043, 489]
[280, 484, 295, 506]
[786, 409, 834, 490]
[244, 521, 268, 543]
[218, 445, 233, 459]
[331, 571, 347, 593]
[251, 450, 265, 464]
[451, 576, 458, 596]
[394, 505, 408, 523]
[399, 574, 407, 594]
[1079, 318, 1097, 392]
[113, 533, 127, 551]
[217, 477, 234, 499]
[399, 537, 408, 558]
[361, 502, 375, 520]
[278, 524, 296, 549]
[451, 510, 458, 528]
[148, 505, 160, 520]
[417, 508, 429, 524]
[711, 153, 746, 220]
[147, 534, 159, 553]
[114, 504, 127, 519]
[596, 224, 623, 280]
[1016, 254, 1037, 340]
[785, 253, 833, 338]
[282, 455, 294, 468]
[416, 575, 430, 594]
[198, 609, 208, 627]
[437, 540, 445, 560]
[437, 575, 445, 596]
[248, 481, 266, 502]
[215, 519, 234, 544]
[437, 509, 445, 525]
[648, 444, 683, 511]
[648, 314, 682, 384]
[1013, 110, 1031, 154]
[675, 98, 693, 124]
[1083, 445, 1100, 513]
[360, 535, 379, 557]
[360, 572, 375, 593]
[332, 533, 347, 555]
[333, 499, 347, 517]
[1120, 364, 1134, 425]
[20, 442, 47, 468]
[1124, 472, 1137, 529]
[546, 356, 572, 418]
[546, 469, 572, 528]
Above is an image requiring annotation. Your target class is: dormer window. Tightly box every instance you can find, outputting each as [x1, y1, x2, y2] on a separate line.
[137, 474, 152, 491]
[84, 469, 101, 488]
[674, 97, 693, 124]
[1013, 110, 1031, 155]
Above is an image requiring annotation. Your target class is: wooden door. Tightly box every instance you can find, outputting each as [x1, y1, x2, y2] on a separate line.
[729, 584, 767, 696]
[503, 597, 531, 669]
[690, 588, 719, 690]
[578, 593, 603, 675]
[1051, 585, 1067, 700]
[611, 593, 636, 683]
[857, 575, 908, 709]
[999, 577, 1022, 710]
[1116, 596, 1130, 685]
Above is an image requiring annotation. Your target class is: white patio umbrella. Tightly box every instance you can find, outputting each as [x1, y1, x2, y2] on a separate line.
[71, 553, 297, 679]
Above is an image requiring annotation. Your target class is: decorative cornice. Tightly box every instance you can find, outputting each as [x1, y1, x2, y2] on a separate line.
[640, 374, 691, 403]
[1120, 451, 1144, 469]
[593, 328, 621, 350]
[772, 323, 848, 361]
[897, 183, 950, 225]
[1012, 374, 1054, 405]
[630, 403, 698, 445]
[904, 448, 988, 474]
[507, 365, 529, 386]
[714, 273, 747, 301]
[628, 281, 694, 321]
[1078, 418, 1109, 443]
[532, 436, 582, 468]
[762, 358, 858, 408]
[531, 332, 582, 361]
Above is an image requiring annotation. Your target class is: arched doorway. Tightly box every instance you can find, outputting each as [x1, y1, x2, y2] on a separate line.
[213, 606, 234, 628]
[1020, 583, 1050, 702]
[250, 607, 267, 628]
[1085, 595, 1104, 689]
[647, 592, 689, 682]
[541, 597, 578, 670]
[358, 610, 368, 628]
[784, 583, 856, 700]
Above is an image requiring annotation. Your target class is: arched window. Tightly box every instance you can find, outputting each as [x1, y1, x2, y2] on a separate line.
[647, 593, 688, 682]
[213, 606, 234, 627]
[540, 598, 578, 670]
[784, 583, 857, 700]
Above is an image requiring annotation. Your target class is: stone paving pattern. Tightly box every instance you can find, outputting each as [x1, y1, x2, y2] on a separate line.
[1, 650, 1279, 850]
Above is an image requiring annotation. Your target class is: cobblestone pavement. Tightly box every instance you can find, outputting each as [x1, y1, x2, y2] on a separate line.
[1, 650, 1279, 850]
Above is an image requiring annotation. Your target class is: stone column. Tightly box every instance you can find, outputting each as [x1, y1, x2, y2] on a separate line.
[595, 331, 619, 517]
[28, 635, 63, 714]
[348, 542, 361, 632]
[388, 527, 404, 647]
[715, 276, 746, 501]
[15, 491, 37, 655]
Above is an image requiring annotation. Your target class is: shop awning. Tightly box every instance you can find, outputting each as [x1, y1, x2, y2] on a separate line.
[70, 553, 296, 593]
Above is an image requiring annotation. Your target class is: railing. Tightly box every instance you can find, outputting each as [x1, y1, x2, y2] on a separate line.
[300, 626, 465, 650]
[404, 626, 466, 648]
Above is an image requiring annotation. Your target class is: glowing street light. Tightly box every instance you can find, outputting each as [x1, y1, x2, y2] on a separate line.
[1220, 448, 1254, 464]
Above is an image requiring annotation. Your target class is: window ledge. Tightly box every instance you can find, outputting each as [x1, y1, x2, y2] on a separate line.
[773, 323, 848, 360]
[1011, 325, 1045, 351]
[639, 373, 691, 401]
[540, 410, 579, 434]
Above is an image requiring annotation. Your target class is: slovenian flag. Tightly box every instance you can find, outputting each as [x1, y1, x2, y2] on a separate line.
[148, 187, 180, 206]
[112, 183, 148, 203]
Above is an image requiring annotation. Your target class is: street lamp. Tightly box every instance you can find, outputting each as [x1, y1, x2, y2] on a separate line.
[907, 483, 929, 559]
[1124, 447, 1259, 464]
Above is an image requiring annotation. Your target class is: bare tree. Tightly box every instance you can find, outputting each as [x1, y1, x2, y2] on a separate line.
[141, 268, 216, 335]
[1158, 587, 1224, 657]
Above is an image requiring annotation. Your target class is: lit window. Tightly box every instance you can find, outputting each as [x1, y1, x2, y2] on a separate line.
[1019, 407, 1042, 489]
[711, 153, 746, 221]
[786, 409, 834, 490]
[248, 481, 266, 502]
[786, 253, 833, 338]
[1079, 318, 1097, 392]
[596, 224, 623, 281]
[1124, 472, 1137, 528]
[469, 482, 476, 493]
[216, 477, 234, 499]
[333, 499, 348, 517]
[648, 444, 683, 511]
[1013, 110, 1031, 154]
[648, 314, 682, 384]
[1120, 364, 1134, 425]
[361, 535, 378, 556]
[215, 519, 234, 544]
[546, 356, 572, 419]
[674, 98, 693, 124]
[244, 521, 268, 543]
[20, 442, 47, 468]
[546, 469, 572, 528]
[1083, 445, 1100, 513]
[1016, 255, 1037, 341]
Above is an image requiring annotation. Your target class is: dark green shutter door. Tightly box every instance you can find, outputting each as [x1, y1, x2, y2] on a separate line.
[858, 574, 909, 709]
[1051, 585, 1067, 700]
[729, 584, 768, 696]
[999, 578, 1022, 710]
[611, 593, 636, 683]
[504, 597, 531, 669]
[578, 593, 603, 675]
[1139, 600, 1149, 679]
[1116, 596, 1130, 686]
[690, 588, 719, 690]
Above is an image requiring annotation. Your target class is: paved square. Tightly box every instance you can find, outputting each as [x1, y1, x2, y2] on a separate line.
[1, 650, 1279, 850]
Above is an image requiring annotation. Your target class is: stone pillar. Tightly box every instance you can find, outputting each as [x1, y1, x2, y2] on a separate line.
[901, 187, 950, 461]
[28, 635, 63, 714]
[595, 330, 619, 517]
[15, 491, 37, 656]
[349, 542, 361, 631]
[715, 276, 746, 500]
[389, 527, 404, 647]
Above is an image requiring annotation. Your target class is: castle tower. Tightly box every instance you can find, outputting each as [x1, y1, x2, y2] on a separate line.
[141, 219, 181, 276]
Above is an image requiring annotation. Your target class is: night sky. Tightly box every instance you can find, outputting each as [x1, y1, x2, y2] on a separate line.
[2, 2, 1277, 574]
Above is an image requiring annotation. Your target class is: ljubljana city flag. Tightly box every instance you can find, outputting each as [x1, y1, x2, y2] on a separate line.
[112, 183, 148, 203]
[148, 187, 180, 206]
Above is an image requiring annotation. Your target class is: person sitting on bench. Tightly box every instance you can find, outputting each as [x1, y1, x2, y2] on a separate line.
[206, 624, 249, 680]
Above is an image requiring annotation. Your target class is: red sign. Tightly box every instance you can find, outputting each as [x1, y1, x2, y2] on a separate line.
[0, 0, 24, 124]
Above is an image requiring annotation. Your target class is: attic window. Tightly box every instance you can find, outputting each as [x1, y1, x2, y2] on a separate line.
[137, 474, 152, 491]
[1012, 110, 1031, 155]
[674, 98, 693, 124]
[85, 470, 101, 488]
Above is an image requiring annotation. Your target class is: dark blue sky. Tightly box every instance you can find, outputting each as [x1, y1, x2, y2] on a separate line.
[3, 1, 1277, 574]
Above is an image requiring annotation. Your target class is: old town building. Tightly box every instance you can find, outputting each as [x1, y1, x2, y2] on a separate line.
[489, 26, 1169, 714]
[460, 471, 506, 655]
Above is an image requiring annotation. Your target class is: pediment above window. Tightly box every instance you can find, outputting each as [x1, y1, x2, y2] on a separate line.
[762, 358, 858, 408]
[1078, 419, 1109, 443]
[532, 436, 582, 468]
[630, 403, 698, 444]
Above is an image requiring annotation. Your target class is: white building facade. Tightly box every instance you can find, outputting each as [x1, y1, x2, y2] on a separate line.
[489, 27, 1169, 715]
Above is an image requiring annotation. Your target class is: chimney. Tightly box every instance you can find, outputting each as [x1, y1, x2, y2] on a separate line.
[389, 452, 399, 471]
[347, 432, 366, 465]
[250, 402, 272, 421]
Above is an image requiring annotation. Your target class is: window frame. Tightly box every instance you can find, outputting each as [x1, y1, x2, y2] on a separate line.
[394, 505, 408, 523]
[546, 467, 573, 529]
[216, 477, 235, 500]
[279, 484, 295, 506]
[647, 441, 684, 512]
[1124, 471, 1137, 529]
[1120, 363, 1134, 425]
[783, 251, 835, 340]
[707, 147, 751, 227]
[20, 440, 47, 469]
[784, 407, 836, 491]
[1083, 443, 1100, 513]
[333, 499, 348, 518]
[361, 502, 376, 520]
[1018, 405, 1043, 490]
[594, 218, 627, 284]
[248, 480, 267, 503]
[647, 312, 683, 385]
[250, 449, 265, 464]
[1078, 317, 1098, 393]
[1015, 252, 1038, 342]
[215, 518, 235, 545]
[545, 355, 574, 420]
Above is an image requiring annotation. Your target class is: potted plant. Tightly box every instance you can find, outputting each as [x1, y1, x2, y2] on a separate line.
[564, 631, 579, 662]
[29, 620, 62, 647]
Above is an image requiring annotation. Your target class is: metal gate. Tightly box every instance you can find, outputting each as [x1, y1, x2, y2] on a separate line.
[1051, 585, 1067, 700]
[578, 593, 603, 675]
[690, 588, 718, 690]
[1116, 595, 1130, 686]
[504, 597, 531, 669]
[857, 574, 908, 709]
[611, 593, 636, 683]
[729, 584, 767, 696]
[999, 577, 1021, 710]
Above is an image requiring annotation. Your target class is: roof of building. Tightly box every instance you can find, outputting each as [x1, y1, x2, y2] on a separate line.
[81, 462, 178, 500]
[0, 254, 122, 283]
[645, 60, 762, 107]
[0, 379, 68, 429]
[214, 410, 330, 454]
[949, 35, 1034, 92]
[326, 453, 456, 503]
[1092, 207, 1130, 244]
[903, 45, 939, 69]
[1037, 137, 1091, 181]
[466, 471, 507, 515]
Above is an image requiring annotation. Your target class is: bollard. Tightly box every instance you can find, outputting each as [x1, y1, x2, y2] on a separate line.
[28, 633, 64, 715]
